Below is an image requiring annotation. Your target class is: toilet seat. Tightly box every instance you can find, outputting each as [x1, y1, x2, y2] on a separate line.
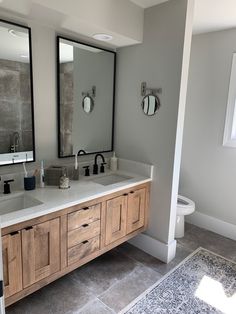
[177, 195, 195, 216]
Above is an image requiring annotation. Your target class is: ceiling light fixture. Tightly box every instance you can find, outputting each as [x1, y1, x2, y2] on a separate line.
[8, 29, 28, 39]
[92, 33, 113, 41]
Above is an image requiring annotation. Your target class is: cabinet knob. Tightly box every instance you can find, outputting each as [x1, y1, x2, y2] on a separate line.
[82, 207, 89, 211]
[123, 193, 128, 196]
[130, 191, 134, 194]
[82, 240, 89, 244]
[82, 224, 89, 228]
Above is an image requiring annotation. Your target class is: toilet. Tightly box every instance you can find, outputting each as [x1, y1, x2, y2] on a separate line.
[175, 195, 195, 238]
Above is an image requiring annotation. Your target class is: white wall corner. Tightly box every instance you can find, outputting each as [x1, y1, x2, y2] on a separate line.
[128, 233, 177, 263]
[186, 211, 236, 241]
[168, 0, 195, 241]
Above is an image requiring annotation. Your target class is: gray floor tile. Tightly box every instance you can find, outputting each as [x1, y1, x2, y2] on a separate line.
[6, 273, 95, 314]
[78, 299, 115, 314]
[178, 223, 236, 261]
[116, 242, 191, 275]
[70, 249, 138, 295]
[98, 264, 162, 313]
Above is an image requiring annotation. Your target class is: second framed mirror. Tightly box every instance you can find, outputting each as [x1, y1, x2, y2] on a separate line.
[57, 36, 116, 157]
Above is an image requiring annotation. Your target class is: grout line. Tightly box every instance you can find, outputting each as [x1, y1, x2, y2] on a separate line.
[99, 299, 117, 314]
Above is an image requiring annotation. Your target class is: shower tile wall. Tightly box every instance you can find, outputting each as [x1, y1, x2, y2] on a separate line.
[0, 59, 33, 154]
[60, 62, 74, 156]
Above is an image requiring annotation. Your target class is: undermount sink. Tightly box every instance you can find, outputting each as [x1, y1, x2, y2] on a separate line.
[92, 174, 132, 186]
[0, 194, 43, 215]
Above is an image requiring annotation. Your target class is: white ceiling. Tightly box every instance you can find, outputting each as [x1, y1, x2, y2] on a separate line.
[193, 0, 236, 34]
[129, 0, 168, 8]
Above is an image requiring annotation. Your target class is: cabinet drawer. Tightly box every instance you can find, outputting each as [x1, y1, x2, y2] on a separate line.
[68, 236, 100, 265]
[68, 220, 100, 248]
[68, 204, 101, 231]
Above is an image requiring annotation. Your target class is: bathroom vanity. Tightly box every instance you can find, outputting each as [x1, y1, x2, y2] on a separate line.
[0, 163, 152, 307]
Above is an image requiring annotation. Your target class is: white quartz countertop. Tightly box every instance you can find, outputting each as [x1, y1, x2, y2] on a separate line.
[0, 160, 153, 228]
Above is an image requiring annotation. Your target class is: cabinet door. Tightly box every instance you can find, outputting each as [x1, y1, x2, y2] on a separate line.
[105, 195, 127, 245]
[2, 232, 22, 298]
[22, 218, 60, 288]
[127, 188, 146, 234]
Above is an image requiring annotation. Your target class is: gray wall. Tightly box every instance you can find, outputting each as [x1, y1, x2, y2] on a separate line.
[115, 0, 189, 244]
[0, 59, 33, 153]
[180, 28, 236, 226]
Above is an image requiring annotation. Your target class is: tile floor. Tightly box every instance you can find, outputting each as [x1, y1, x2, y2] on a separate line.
[6, 223, 236, 314]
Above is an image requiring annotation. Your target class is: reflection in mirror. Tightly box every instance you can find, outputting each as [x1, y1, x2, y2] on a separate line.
[82, 95, 94, 114]
[58, 37, 115, 157]
[0, 20, 35, 165]
[141, 94, 160, 116]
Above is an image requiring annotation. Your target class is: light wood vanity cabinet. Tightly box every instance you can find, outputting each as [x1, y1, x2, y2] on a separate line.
[105, 195, 127, 245]
[2, 182, 150, 307]
[2, 232, 22, 298]
[67, 204, 101, 266]
[127, 188, 146, 234]
[21, 218, 60, 288]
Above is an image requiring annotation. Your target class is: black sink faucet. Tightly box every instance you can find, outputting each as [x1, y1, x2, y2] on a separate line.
[4, 179, 14, 194]
[77, 150, 86, 156]
[93, 153, 105, 175]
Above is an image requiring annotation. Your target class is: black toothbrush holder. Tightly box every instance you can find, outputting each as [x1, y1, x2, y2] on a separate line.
[24, 176, 36, 191]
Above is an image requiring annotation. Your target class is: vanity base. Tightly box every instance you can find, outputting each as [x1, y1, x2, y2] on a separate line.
[2, 182, 150, 307]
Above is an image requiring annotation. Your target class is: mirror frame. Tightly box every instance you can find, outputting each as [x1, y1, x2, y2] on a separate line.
[0, 18, 36, 167]
[56, 35, 116, 158]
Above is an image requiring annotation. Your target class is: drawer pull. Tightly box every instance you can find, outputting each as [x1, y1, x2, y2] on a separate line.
[25, 226, 33, 231]
[123, 193, 128, 196]
[82, 240, 89, 244]
[130, 191, 134, 194]
[10, 231, 19, 236]
[82, 224, 89, 228]
[82, 207, 89, 211]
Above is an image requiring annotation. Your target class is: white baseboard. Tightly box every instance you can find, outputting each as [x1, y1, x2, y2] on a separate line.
[128, 233, 177, 263]
[186, 211, 236, 241]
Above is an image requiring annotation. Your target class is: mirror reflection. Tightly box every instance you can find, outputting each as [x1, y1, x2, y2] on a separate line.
[58, 37, 115, 157]
[82, 95, 94, 114]
[141, 94, 160, 116]
[0, 20, 35, 165]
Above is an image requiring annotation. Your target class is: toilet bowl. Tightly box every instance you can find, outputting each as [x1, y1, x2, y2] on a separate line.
[175, 195, 195, 238]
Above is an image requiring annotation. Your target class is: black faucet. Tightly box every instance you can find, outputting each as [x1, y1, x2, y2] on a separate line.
[4, 179, 14, 194]
[93, 153, 106, 175]
[77, 150, 86, 156]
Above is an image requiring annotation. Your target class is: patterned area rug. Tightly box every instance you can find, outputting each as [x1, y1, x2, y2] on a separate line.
[120, 248, 236, 314]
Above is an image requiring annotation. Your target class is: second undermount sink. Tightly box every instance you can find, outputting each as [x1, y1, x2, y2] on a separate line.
[0, 194, 43, 215]
[92, 174, 132, 186]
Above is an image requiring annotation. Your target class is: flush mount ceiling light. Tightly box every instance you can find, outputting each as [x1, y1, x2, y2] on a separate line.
[8, 29, 28, 39]
[92, 33, 113, 41]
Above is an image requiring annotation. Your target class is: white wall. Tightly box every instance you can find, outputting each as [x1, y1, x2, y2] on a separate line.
[180, 28, 236, 237]
[115, 0, 193, 261]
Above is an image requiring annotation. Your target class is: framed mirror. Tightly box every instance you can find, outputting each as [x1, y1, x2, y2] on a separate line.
[57, 36, 116, 157]
[0, 19, 35, 166]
